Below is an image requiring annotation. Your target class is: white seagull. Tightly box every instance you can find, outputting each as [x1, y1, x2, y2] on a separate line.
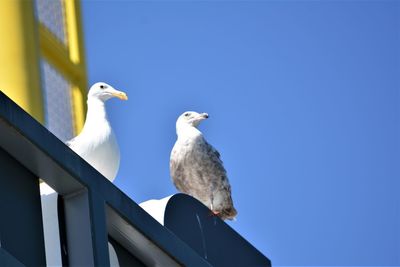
[66, 82, 128, 182]
[170, 111, 237, 220]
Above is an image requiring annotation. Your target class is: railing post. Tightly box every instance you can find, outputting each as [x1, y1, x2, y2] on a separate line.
[63, 189, 110, 266]
[88, 190, 111, 266]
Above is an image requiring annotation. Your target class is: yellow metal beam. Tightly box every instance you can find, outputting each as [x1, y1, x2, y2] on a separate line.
[38, 0, 88, 134]
[71, 86, 85, 133]
[39, 25, 85, 84]
[65, 0, 83, 64]
[64, 0, 88, 134]
[0, 0, 44, 123]
[0, 0, 88, 134]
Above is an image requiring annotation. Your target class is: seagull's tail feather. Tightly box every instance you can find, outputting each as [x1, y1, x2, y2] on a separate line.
[219, 206, 238, 221]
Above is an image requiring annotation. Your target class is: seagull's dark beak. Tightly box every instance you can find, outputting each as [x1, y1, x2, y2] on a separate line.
[191, 113, 209, 127]
[200, 113, 209, 119]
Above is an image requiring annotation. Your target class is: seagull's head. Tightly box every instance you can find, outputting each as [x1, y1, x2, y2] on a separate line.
[177, 111, 209, 129]
[88, 82, 128, 102]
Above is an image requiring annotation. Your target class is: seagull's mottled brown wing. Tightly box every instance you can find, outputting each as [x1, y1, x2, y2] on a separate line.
[199, 140, 237, 220]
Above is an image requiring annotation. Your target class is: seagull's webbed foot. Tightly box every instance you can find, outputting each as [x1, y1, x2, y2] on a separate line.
[207, 210, 220, 218]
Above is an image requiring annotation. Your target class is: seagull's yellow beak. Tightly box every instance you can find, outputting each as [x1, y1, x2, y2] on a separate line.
[111, 90, 128, 100]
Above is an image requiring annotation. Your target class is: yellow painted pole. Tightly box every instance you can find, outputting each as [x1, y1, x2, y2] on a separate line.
[65, 0, 88, 134]
[0, 0, 44, 123]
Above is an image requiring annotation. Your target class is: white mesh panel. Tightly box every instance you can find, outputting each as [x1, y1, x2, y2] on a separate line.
[41, 60, 74, 142]
[35, 0, 68, 45]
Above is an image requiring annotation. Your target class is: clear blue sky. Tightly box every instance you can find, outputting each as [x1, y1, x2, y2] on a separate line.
[82, 1, 399, 265]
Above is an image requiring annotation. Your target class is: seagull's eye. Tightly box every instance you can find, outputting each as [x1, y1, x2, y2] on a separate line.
[184, 113, 190, 117]
[100, 85, 105, 89]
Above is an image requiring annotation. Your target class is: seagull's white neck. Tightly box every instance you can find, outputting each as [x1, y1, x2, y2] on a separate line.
[81, 97, 110, 133]
[176, 124, 202, 141]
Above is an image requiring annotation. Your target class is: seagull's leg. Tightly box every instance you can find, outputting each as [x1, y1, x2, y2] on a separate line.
[210, 192, 215, 212]
[207, 192, 220, 217]
[207, 210, 220, 218]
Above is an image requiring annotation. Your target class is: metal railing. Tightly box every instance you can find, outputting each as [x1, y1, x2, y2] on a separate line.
[0, 91, 211, 266]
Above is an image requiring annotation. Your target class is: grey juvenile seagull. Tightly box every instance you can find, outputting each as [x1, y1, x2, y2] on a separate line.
[66, 82, 128, 182]
[170, 111, 237, 220]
